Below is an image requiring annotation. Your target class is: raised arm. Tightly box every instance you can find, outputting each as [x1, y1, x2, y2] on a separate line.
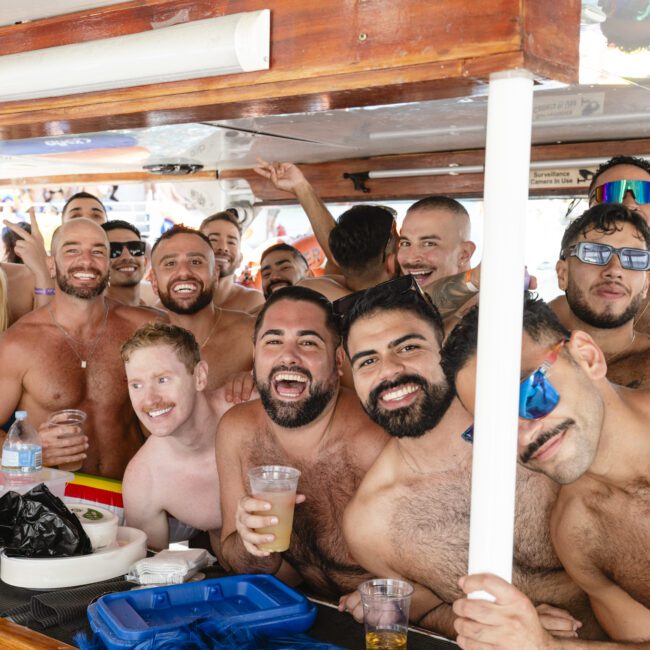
[4, 213, 54, 310]
[254, 159, 342, 274]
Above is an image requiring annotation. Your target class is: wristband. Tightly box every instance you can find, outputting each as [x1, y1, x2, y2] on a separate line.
[464, 270, 478, 293]
[34, 287, 55, 296]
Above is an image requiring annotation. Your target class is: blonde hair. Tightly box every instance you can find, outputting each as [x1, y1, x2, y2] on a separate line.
[0, 268, 8, 333]
[121, 322, 200, 373]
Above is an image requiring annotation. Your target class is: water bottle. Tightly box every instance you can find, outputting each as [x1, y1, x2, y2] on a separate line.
[1, 411, 42, 474]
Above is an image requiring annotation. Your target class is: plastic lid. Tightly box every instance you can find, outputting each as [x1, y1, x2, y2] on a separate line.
[14, 410, 27, 419]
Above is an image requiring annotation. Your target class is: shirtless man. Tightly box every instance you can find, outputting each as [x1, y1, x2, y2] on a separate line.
[446, 297, 650, 647]
[150, 225, 254, 390]
[216, 286, 388, 599]
[199, 211, 264, 313]
[552, 203, 650, 388]
[259, 243, 310, 298]
[0, 218, 160, 478]
[102, 220, 150, 308]
[398, 196, 476, 290]
[339, 278, 601, 640]
[551, 155, 650, 336]
[122, 323, 225, 550]
[61, 192, 108, 224]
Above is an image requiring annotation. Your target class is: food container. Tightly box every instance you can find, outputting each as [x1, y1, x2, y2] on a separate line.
[0, 468, 73, 499]
[88, 574, 318, 649]
[67, 502, 119, 550]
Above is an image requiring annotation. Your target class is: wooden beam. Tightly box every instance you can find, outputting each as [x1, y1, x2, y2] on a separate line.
[220, 138, 650, 202]
[0, 170, 217, 187]
[0, 0, 580, 139]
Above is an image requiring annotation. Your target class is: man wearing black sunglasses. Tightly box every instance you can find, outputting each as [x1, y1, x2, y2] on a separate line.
[552, 203, 650, 389]
[102, 220, 150, 308]
[447, 297, 650, 648]
[339, 281, 601, 641]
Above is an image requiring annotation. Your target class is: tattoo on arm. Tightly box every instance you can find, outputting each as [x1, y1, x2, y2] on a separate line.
[425, 271, 478, 319]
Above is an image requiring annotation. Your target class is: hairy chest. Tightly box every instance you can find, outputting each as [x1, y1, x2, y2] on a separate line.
[581, 485, 650, 608]
[245, 437, 368, 596]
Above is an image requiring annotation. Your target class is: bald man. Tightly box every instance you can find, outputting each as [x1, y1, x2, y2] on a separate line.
[0, 218, 162, 479]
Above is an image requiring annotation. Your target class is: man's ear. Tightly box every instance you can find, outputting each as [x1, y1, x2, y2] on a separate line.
[150, 269, 160, 297]
[194, 360, 209, 391]
[47, 255, 56, 279]
[335, 345, 345, 377]
[642, 271, 649, 300]
[556, 258, 568, 292]
[567, 330, 607, 380]
[458, 241, 476, 270]
[385, 251, 397, 278]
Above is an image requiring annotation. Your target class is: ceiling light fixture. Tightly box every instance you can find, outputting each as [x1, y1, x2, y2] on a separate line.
[0, 9, 270, 102]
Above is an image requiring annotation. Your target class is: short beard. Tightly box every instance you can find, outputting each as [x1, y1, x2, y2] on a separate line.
[566, 281, 643, 329]
[255, 365, 338, 428]
[217, 262, 236, 279]
[158, 287, 213, 315]
[56, 268, 109, 300]
[364, 374, 453, 439]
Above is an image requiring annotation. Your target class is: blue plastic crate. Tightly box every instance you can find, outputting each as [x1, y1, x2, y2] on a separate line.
[87, 574, 319, 649]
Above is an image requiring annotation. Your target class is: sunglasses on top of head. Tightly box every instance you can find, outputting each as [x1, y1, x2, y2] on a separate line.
[590, 179, 650, 205]
[560, 241, 650, 271]
[332, 274, 430, 317]
[462, 340, 566, 444]
[109, 241, 146, 259]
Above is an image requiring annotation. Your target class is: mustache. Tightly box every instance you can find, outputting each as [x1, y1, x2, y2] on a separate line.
[368, 374, 428, 406]
[520, 418, 574, 464]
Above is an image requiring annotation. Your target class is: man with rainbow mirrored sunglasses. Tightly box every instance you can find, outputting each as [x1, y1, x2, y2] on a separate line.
[445, 296, 650, 648]
[550, 202, 650, 389]
[551, 155, 650, 339]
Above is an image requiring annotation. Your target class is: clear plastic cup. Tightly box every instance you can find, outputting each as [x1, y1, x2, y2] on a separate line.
[248, 465, 301, 552]
[46, 409, 87, 472]
[359, 578, 414, 650]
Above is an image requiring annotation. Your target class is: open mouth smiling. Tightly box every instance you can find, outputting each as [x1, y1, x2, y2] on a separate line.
[272, 371, 310, 398]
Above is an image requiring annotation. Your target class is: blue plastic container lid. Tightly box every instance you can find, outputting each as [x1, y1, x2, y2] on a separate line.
[88, 574, 318, 649]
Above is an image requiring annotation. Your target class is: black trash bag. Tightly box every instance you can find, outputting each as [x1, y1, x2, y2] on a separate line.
[0, 483, 92, 557]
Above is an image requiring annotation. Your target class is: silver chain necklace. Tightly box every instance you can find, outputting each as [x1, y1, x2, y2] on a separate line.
[48, 303, 110, 369]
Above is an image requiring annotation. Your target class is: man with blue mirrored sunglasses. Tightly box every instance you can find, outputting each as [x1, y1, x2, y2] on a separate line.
[551, 203, 650, 389]
[446, 296, 650, 648]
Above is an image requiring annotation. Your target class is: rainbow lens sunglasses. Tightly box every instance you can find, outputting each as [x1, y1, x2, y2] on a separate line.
[590, 179, 650, 205]
[109, 241, 146, 259]
[462, 340, 565, 444]
[560, 241, 650, 271]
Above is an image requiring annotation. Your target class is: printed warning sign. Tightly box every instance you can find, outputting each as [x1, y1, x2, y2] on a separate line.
[529, 168, 596, 189]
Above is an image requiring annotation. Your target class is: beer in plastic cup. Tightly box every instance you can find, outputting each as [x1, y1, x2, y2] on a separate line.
[359, 578, 414, 650]
[46, 409, 87, 472]
[248, 465, 300, 552]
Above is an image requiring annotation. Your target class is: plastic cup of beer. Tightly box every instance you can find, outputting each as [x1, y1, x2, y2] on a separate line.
[359, 578, 414, 650]
[46, 409, 87, 472]
[248, 465, 301, 552]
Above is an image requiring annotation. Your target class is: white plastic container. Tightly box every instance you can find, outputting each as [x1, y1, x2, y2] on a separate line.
[67, 503, 119, 551]
[0, 467, 73, 499]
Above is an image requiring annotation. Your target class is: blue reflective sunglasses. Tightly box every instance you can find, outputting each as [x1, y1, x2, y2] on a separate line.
[590, 179, 650, 205]
[461, 341, 565, 444]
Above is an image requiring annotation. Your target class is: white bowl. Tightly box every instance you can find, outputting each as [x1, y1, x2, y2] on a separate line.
[0, 526, 146, 589]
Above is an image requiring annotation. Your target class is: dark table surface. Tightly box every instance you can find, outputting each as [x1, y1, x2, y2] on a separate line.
[0, 572, 458, 649]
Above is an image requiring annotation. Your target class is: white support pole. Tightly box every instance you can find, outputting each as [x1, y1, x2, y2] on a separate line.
[467, 69, 534, 599]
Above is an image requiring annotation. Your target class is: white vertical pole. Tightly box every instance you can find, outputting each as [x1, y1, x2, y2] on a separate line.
[467, 69, 534, 599]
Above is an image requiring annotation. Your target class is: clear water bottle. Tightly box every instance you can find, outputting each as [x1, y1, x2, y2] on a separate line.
[1, 411, 42, 474]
